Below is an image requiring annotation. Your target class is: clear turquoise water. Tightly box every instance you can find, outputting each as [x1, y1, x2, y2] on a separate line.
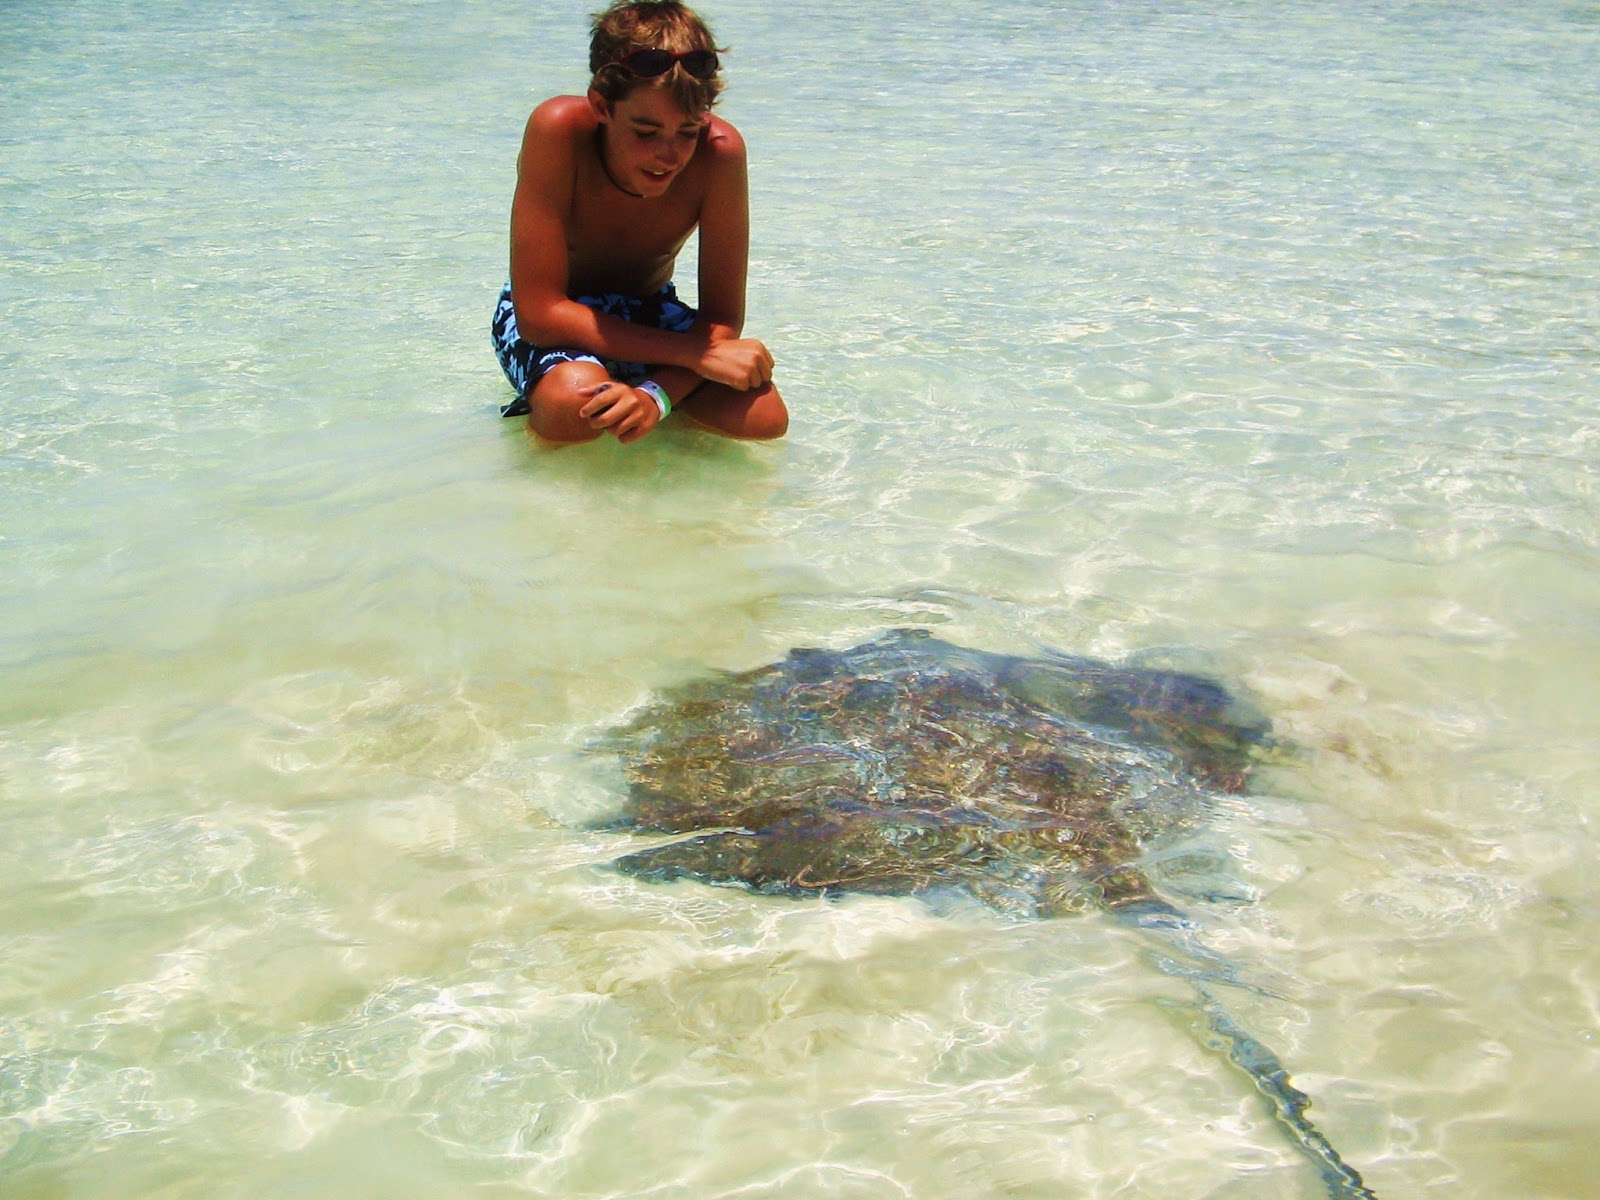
[3, 1, 1598, 1196]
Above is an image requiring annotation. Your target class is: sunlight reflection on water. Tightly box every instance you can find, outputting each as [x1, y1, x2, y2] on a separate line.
[3, 0, 1599, 1197]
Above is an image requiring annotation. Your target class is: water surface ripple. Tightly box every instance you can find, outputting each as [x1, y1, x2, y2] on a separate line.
[3, 1, 1597, 1197]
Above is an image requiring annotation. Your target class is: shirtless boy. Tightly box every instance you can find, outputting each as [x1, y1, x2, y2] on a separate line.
[491, 0, 788, 444]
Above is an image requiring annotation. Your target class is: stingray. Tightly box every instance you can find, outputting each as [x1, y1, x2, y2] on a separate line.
[593, 629, 1377, 1199]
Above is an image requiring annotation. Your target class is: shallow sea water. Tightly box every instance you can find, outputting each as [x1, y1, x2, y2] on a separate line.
[3, 1, 1599, 1196]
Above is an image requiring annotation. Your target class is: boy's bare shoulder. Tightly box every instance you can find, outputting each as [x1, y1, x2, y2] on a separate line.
[526, 94, 599, 143]
[519, 96, 598, 185]
[701, 114, 748, 166]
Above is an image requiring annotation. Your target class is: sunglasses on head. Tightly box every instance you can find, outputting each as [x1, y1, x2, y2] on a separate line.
[609, 48, 720, 80]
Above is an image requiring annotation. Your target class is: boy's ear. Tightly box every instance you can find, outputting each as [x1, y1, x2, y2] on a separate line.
[587, 88, 612, 121]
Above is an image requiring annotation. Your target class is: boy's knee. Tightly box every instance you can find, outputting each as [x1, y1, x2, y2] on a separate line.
[527, 361, 611, 442]
[746, 384, 789, 440]
[681, 381, 789, 440]
[537, 360, 612, 406]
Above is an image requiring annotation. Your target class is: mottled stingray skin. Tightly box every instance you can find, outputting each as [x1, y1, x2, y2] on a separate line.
[593, 629, 1379, 1199]
[597, 628, 1271, 917]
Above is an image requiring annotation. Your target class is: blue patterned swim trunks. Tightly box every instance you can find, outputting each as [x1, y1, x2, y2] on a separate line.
[490, 279, 698, 418]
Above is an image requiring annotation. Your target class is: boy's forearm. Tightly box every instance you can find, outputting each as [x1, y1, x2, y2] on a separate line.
[518, 293, 769, 395]
[697, 313, 743, 340]
[625, 319, 739, 406]
[597, 308, 713, 370]
[523, 297, 711, 372]
[640, 365, 704, 407]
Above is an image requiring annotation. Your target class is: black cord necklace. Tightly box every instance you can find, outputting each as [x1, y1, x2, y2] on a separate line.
[594, 128, 644, 199]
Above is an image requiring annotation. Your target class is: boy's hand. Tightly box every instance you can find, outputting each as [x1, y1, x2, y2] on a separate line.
[579, 381, 660, 444]
[697, 337, 774, 391]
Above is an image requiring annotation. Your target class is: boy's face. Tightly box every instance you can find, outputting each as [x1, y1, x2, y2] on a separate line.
[590, 85, 709, 198]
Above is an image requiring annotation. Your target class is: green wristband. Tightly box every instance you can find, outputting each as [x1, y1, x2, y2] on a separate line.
[637, 380, 671, 418]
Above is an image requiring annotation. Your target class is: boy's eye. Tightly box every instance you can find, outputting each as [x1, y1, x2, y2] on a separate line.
[628, 124, 702, 144]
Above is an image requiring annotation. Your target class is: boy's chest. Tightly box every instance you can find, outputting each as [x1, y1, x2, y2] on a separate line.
[567, 179, 700, 270]
[569, 203, 696, 263]
[557, 129, 712, 290]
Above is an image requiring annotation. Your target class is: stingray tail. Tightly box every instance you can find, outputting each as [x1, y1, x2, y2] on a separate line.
[1111, 904, 1379, 1200]
[1196, 985, 1379, 1200]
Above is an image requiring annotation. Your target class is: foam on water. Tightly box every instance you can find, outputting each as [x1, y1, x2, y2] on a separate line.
[3, 1, 1598, 1196]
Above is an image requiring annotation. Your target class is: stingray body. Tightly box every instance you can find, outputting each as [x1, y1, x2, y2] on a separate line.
[596, 630, 1377, 1198]
[602, 628, 1265, 917]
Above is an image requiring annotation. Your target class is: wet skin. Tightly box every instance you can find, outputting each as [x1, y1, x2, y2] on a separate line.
[508, 84, 787, 444]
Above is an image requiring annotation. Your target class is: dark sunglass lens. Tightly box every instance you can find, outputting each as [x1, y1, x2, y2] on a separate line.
[681, 50, 719, 79]
[624, 49, 675, 77]
[616, 48, 719, 79]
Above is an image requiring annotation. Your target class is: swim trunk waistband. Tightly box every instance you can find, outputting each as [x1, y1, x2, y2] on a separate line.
[490, 280, 698, 418]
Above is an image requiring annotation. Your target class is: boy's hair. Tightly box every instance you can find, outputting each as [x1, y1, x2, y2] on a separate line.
[589, 1, 725, 113]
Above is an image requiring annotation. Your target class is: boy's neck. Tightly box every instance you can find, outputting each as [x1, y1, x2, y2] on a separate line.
[595, 128, 645, 199]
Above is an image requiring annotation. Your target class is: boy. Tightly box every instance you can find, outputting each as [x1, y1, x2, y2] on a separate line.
[491, 0, 788, 444]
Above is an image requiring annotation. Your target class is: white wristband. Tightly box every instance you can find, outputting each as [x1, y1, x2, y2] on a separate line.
[637, 380, 671, 418]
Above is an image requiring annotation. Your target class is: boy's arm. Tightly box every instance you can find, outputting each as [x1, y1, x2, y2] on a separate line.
[663, 120, 771, 392]
[636, 121, 764, 406]
[694, 120, 751, 341]
[508, 102, 585, 346]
